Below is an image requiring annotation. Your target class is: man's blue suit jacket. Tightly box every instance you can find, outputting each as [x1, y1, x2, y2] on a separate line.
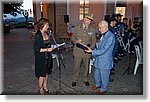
[92, 30, 115, 69]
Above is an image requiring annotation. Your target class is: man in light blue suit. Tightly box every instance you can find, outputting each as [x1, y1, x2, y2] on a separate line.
[85, 20, 115, 94]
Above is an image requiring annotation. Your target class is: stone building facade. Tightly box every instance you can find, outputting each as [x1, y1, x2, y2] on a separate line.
[32, 0, 143, 37]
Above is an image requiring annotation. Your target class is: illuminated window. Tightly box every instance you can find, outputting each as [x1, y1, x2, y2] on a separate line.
[116, 1, 126, 21]
[116, 7, 126, 21]
[79, 0, 89, 20]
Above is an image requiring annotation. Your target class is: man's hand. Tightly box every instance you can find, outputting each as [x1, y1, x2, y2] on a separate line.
[84, 46, 92, 53]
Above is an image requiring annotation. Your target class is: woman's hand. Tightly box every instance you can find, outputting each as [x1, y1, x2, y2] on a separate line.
[47, 48, 54, 52]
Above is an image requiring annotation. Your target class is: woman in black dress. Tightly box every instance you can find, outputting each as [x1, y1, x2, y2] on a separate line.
[34, 18, 53, 95]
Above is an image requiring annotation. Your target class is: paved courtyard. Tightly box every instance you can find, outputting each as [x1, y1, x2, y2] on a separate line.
[2, 28, 143, 95]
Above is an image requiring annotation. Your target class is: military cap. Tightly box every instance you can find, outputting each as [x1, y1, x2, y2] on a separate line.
[116, 13, 123, 17]
[108, 17, 117, 24]
[123, 18, 128, 20]
[134, 17, 139, 20]
[85, 13, 94, 20]
[109, 17, 116, 22]
[112, 13, 117, 17]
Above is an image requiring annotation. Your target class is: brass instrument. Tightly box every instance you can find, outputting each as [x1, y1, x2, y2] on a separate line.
[117, 30, 127, 51]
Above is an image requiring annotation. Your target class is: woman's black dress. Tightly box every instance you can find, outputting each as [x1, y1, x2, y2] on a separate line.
[34, 30, 53, 78]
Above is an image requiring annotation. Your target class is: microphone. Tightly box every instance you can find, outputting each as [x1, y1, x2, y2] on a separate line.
[48, 30, 53, 36]
[49, 29, 52, 33]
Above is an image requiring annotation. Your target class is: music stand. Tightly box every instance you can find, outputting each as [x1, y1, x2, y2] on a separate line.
[123, 53, 133, 75]
[49, 30, 67, 94]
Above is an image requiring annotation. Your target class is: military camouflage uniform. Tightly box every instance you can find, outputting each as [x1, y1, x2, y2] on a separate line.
[71, 24, 96, 82]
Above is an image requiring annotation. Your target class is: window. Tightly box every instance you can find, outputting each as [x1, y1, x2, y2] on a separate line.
[116, 7, 126, 21]
[79, 0, 89, 20]
[116, 1, 126, 21]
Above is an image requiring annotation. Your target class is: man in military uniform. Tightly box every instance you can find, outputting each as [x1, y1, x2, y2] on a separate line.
[71, 13, 96, 87]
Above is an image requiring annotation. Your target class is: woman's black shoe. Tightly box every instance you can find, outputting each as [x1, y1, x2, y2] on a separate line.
[72, 82, 77, 87]
[44, 89, 50, 93]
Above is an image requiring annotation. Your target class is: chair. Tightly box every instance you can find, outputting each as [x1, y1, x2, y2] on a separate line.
[138, 41, 143, 59]
[89, 58, 95, 73]
[89, 59, 93, 73]
[52, 54, 59, 66]
[59, 32, 73, 51]
[134, 45, 143, 75]
[89, 43, 98, 73]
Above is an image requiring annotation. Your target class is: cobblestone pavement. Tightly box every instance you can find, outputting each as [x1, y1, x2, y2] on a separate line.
[2, 28, 143, 95]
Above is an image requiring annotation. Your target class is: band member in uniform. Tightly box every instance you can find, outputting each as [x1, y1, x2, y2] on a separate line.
[130, 17, 143, 53]
[115, 13, 126, 57]
[122, 18, 129, 46]
[108, 17, 117, 82]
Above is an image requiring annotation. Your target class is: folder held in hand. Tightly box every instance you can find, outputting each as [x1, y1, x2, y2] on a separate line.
[76, 43, 89, 50]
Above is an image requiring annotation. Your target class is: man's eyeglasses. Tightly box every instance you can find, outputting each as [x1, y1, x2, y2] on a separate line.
[99, 26, 105, 30]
